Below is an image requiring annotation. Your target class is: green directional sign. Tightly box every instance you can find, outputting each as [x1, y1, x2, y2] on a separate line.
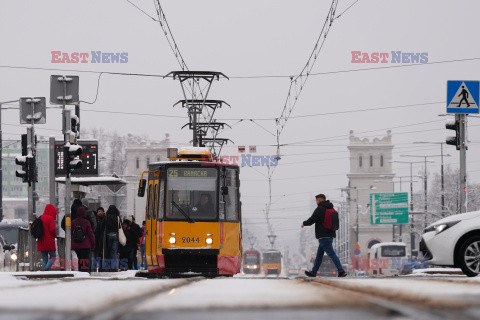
[370, 192, 409, 225]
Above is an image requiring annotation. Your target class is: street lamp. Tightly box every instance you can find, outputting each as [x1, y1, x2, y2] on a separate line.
[400, 155, 442, 228]
[391, 159, 432, 257]
[413, 142, 451, 217]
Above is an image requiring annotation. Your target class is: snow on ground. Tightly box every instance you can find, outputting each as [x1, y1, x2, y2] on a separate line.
[312, 278, 480, 308]
[411, 267, 464, 275]
[134, 278, 371, 311]
[0, 277, 187, 314]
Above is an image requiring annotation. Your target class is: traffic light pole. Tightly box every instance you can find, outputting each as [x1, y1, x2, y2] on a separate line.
[459, 114, 467, 213]
[27, 126, 34, 271]
[63, 108, 72, 271]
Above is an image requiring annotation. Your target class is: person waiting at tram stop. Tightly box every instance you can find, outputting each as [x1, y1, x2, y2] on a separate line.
[301, 193, 347, 278]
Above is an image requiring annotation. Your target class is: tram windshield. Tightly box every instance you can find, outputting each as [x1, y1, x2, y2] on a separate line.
[166, 167, 218, 221]
[263, 252, 281, 264]
[244, 254, 260, 265]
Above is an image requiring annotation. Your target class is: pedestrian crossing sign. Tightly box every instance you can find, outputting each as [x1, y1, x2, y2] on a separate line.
[447, 80, 479, 114]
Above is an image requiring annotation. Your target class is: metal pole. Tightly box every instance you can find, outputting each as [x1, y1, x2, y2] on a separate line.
[440, 143, 445, 217]
[355, 188, 359, 244]
[63, 83, 72, 271]
[392, 181, 395, 242]
[423, 156, 428, 228]
[399, 177, 402, 242]
[27, 127, 34, 271]
[459, 114, 467, 213]
[410, 163, 415, 257]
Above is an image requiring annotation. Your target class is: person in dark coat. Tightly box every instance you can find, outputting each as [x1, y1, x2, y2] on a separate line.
[130, 215, 142, 269]
[71, 206, 95, 272]
[81, 198, 97, 232]
[302, 194, 346, 278]
[61, 199, 83, 231]
[105, 205, 120, 271]
[119, 217, 138, 270]
[37, 204, 58, 271]
[139, 221, 146, 270]
[93, 207, 106, 270]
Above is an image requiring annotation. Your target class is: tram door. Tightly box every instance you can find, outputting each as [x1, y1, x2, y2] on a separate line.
[146, 173, 159, 267]
[151, 174, 160, 266]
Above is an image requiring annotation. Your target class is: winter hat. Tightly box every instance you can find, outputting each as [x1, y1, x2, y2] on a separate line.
[76, 206, 87, 218]
[44, 204, 58, 218]
[81, 198, 89, 207]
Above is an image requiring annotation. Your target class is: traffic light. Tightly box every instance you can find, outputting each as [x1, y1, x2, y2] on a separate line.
[71, 113, 80, 138]
[64, 143, 83, 174]
[16, 134, 30, 183]
[15, 155, 30, 183]
[446, 119, 460, 150]
[28, 156, 37, 183]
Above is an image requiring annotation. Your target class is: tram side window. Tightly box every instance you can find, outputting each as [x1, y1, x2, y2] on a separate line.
[153, 184, 158, 220]
[224, 168, 238, 222]
[146, 184, 153, 219]
[158, 180, 165, 220]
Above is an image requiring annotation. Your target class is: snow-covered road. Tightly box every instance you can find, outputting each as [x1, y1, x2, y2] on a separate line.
[0, 273, 479, 320]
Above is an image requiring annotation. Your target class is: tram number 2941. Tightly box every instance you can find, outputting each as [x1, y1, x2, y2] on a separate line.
[182, 237, 200, 244]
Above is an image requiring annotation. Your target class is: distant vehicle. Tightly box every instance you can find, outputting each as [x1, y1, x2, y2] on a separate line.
[243, 249, 261, 274]
[367, 242, 407, 277]
[0, 219, 28, 271]
[421, 210, 480, 277]
[263, 250, 281, 275]
[318, 256, 338, 277]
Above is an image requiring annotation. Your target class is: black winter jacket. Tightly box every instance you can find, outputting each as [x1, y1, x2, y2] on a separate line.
[303, 200, 337, 239]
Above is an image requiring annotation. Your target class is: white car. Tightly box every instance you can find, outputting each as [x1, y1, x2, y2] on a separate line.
[421, 210, 480, 277]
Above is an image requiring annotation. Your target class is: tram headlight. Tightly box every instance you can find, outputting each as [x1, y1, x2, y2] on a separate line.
[10, 253, 17, 261]
[206, 237, 213, 245]
[169, 237, 176, 244]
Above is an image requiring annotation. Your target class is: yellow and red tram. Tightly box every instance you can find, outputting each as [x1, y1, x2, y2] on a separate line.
[138, 147, 242, 276]
[263, 249, 282, 276]
[243, 249, 261, 274]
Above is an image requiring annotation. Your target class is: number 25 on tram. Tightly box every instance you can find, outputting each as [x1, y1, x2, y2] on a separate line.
[138, 147, 243, 276]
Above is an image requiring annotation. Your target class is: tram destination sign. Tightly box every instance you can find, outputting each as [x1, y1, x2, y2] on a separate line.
[370, 192, 409, 225]
[55, 140, 98, 177]
[167, 168, 216, 178]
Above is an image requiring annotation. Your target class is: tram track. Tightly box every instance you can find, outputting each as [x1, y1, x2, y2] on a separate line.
[73, 277, 204, 320]
[306, 278, 479, 320]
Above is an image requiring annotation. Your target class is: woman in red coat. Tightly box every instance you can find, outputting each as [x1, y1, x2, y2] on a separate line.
[71, 206, 95, 272]
[37, 204, 58, 271]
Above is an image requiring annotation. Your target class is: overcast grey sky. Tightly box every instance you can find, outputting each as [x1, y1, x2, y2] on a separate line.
[1, 0, 480, 250]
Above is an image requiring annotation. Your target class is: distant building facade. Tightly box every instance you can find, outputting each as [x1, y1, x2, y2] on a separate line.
[346, 130, 396, 264]
[124, 134, 170, 222]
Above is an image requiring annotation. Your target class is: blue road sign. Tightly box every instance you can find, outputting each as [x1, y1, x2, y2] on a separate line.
[447, 80, 479, 114]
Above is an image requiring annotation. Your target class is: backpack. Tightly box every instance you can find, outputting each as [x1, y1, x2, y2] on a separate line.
[31, 217, 44, 239]
[73, 224, 86, 243]
[322, 208, 339, 231]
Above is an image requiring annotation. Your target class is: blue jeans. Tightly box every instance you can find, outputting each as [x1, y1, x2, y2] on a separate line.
[140, 245, 146, 269]
[312, 238, 344, 274]
[41, 251, 56, 271]
[106, 233, 119, 270]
